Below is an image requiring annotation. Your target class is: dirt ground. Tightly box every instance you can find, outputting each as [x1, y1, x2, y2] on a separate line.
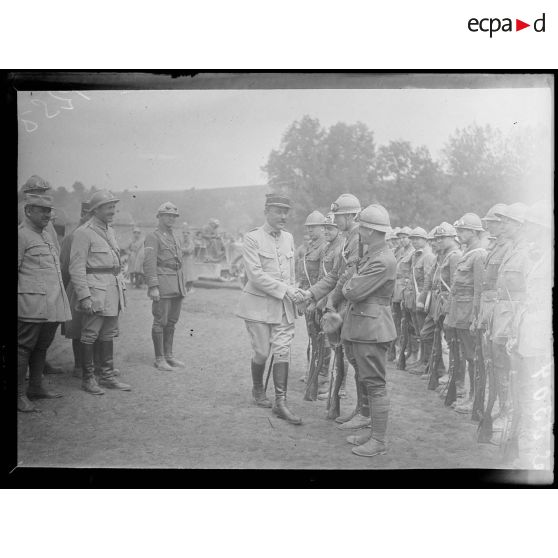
[18, 285, 505, 469]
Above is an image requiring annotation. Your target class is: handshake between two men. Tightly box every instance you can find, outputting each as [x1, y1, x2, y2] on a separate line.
[284, 287, 314, 306]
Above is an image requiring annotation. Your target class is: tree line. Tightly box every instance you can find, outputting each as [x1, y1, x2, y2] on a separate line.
[263, 116, 550, 239]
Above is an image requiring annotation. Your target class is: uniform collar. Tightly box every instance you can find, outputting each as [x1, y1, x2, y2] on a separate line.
[91, 216, 109, 230]
[263, 222, 281, 238]
[362, 239, 387, 260]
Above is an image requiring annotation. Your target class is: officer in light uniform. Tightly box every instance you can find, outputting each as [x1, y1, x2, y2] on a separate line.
[18, 194, 72, 412]
[236, 193, 303, 425]
[144, 202, 187, 371]
[405, 227, 436, 374]
[303, 194, 368, 430]
[341, 204, 397, 457]
[69, 189, 131, 395]
[446, 213, 487, 413]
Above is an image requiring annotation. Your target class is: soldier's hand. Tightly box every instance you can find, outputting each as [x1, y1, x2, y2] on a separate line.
[79, 297, 94, 315]
[148, 286, 161, 302]
[416, 301, 425, 310]
[306, 300, 317, 313]
[302, 290, 313, 301]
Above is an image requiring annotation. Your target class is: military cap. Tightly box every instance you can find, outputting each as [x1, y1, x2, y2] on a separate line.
[323, 212, 338, 228]
[494, 202, 528, 224]
[88, 190, 120, 212]
[330, 193, 361, 215]
[157, 201, 180, 217]
[409, 226, 428, 239]
[265, 193, 291, 209]
[397, 226, 412, 236]
[21, 175, 52, 193]
[24, 193, 55, 209]
[454, 213, 484, 231]
[358, 204, 391, 232]
[304, 210, 326, 226]
[434, 222, 457, 237]
[523, 201, 551, 229]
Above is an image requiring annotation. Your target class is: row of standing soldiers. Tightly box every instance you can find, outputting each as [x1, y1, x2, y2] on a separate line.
[295, 196, 552, 466]
[388, 204, 552, 468]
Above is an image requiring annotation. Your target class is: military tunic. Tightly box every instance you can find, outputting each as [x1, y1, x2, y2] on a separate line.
[236, 222, 296, 364]
[144, 226, 186, 335]
[341, 240, 397, 396]
[298, 237, 326, 290]
[69, 216, 126, 343]
[319, 232, 345, 280]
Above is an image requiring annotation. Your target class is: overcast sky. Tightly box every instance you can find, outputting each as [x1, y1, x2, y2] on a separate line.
[17, 87, 552, 191]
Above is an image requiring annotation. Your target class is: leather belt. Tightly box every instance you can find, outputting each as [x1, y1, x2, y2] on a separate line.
[365, 296, 391, 306]
[86, 266, 121, 275]
[159, 262, 182, 271]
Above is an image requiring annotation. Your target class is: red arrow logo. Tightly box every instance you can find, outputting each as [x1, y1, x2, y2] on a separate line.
[516, 19, 530, 31]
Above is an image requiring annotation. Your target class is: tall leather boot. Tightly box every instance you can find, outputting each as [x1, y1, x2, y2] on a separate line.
[72, 339, 82, 378]
[18, 347, 38, 412]
[419, 338, 434, 379]
[98, 340, 131, 390]
[93, 340, 102, 377]
[164, 327, 185, 368]
[271, 362, 302, 425]
[27, 349, 63, 399]
[352, 391, 389, 457]
[251, 360, 271, 408]
[153, 331, 173, 371]
[81, 342, 105, 395]
[337, 368, 371, 430]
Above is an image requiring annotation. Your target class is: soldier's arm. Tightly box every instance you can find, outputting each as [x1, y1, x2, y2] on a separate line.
[472, 251, 486, 320]
[342, 258, 391, 302]
[17, 230, 27, 271]
[242, 235, 288, 299]
[448, 251, 461, 284]
[59, 234, 72, 286]
[69, 229, 91, 301]
[418, 254, 437, 302]
[143, 234, 160, 288]
[326, 234, 360, 306]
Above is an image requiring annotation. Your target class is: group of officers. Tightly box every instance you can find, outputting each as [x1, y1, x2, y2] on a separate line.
[238, 192, 552, 465]
[18, 175, 191, 413]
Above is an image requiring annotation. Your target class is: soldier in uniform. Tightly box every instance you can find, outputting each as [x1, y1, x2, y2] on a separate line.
[297, 211, 327, 387]
[473, 205, 512, 429]
[417, 227, 441, 380]
[340, 204, 397, 457]
[393, 226, 415, 369]
[446, 213, 487, 413]
[507, 201, 553, 468]
[388, 226, 413, 362]
[315, 212, 347, 400]
[125, 227, 145, 288]
[144, 202, 187, 372]
[236, 193, 304, 425]
[69, 190, 131, 395]
[302, 194, 368, 430]
[428, 223, 461, 390]
[18, 194, 71, 412]
[404, 227, 436, 375]
[59, 201, 93, 378]
[490, 203, 530, 432]
[18, 175, 64, 375]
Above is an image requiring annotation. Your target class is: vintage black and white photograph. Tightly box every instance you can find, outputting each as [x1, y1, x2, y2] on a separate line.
[14, 73, 553, 475]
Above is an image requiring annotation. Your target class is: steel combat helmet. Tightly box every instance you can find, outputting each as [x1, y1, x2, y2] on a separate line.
[330, 193, 361, 215]
[88, 190, 120, 212]
[409, 226, 428, 239]
[494, 202, 528, 224]
[454, 213, 484, 231]
[304, 210, 326, 226]
[156, 202, 180, 217]
[358, 204, 391, 232]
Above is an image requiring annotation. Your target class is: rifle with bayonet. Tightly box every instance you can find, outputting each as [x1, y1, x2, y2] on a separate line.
[326, 343, 345, 420]
[427, 321, 443, 391]
[396, 308, 409, 370]
[471, 330, 487, 422]
[444, 332, 460, 406]
[304, 330, 325, 401]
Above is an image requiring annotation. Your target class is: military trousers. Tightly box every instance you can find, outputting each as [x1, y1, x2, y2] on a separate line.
[348, 341, 389, 397]
[411, 310, 427, 344]
[244, 311, 295, 365]
[456, 327, 475, 362]
[18, 321, 59, 353]
[152, 296, 183, 334]
[391, 302, 402, 339]
[81, 314, 119, 344]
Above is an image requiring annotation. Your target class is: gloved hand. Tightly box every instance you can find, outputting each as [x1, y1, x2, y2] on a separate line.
[148, 286, 161, 302]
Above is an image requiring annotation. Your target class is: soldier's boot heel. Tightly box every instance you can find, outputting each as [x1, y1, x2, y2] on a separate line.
[80, 343, 105, 396]
[251, 360, 272, 408]
[272, 362, 302, 425]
